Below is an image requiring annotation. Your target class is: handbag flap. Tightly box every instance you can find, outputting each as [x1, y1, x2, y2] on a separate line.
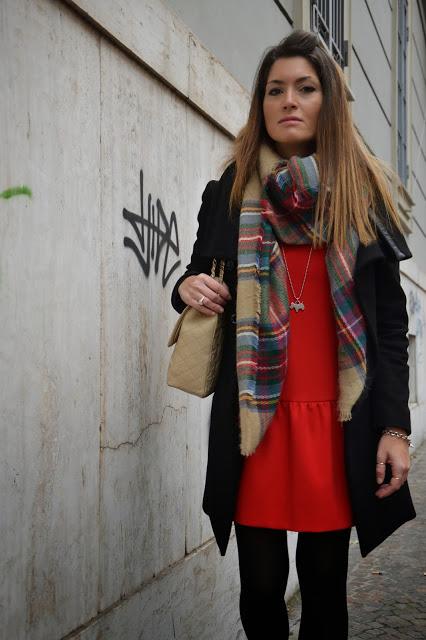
[167, 259, 225, 348]
[167, 305, 191, 347]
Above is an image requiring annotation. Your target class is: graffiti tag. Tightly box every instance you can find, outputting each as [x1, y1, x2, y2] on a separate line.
[123, 170, 181, 287]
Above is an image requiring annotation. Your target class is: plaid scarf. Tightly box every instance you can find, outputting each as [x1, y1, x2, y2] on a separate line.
[236, 144, 367, 456]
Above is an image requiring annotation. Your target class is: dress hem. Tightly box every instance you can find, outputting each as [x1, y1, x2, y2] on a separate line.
[233, 518, 354, 532]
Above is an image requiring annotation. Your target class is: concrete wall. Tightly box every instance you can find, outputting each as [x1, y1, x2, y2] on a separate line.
[1, 0, 425, 638]
[165, 0, 293, 92]
[0, 0, 244, 638]
[1, 2, 101, 637]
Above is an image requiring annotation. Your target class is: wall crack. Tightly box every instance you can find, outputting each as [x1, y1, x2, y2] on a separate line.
[100, 404, 187, 450]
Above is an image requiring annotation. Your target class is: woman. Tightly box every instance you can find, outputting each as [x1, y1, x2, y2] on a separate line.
[170, 30, 416, 639]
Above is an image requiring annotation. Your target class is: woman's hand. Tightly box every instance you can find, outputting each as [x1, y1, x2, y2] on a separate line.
[375, 427, 411, 498]
[178, 274, 232, 316]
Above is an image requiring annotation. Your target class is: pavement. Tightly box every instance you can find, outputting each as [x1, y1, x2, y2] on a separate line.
[288, 439, 426, 639]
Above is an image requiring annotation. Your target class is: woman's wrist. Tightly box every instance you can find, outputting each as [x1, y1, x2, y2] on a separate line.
[381, 428, 412, 447]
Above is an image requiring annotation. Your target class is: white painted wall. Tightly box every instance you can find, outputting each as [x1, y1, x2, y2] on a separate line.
[351, 0, 393, 162]
[409, 0, 426, 275]
[349, 0, 426, 446]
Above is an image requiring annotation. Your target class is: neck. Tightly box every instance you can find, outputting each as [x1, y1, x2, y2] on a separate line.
[273, 140, 316, 159]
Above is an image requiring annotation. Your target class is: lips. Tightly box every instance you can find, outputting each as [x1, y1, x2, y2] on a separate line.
[279, 117, 302, 123]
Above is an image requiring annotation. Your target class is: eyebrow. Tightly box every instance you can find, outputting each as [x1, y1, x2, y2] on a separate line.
[266, 76, 316, 85]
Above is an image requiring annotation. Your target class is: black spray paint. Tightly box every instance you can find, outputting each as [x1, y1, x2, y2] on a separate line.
[123, 170, 181, 287]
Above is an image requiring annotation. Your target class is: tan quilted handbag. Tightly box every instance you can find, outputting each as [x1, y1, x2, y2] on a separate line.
[167, 259, 225, 397]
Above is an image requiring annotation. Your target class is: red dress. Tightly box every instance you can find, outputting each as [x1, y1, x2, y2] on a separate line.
[234, 244, 354, 531]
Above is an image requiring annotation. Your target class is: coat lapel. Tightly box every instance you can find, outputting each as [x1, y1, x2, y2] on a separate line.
[352, 241, 383, 384]
[354, 240, 384, 275]
[353, 226, 411, 385]
[354, 213, 412, 275]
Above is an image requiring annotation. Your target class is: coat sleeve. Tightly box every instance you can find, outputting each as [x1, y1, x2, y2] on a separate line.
[372, 255, 411, 435]
[170, 179, 218, 313]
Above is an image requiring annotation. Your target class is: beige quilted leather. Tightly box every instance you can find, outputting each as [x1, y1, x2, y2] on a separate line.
[167, 305, 224, 398]
[167, 261, 225, 397]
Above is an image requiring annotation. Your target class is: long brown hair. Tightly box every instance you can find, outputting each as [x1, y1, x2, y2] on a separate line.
[222, 29, 404, 249]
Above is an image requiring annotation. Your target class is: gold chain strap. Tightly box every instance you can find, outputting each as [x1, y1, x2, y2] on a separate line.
[210, 258, 225, 281]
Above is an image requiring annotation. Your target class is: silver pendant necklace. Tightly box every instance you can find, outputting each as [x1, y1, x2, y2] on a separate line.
[281, 245, 313, 312]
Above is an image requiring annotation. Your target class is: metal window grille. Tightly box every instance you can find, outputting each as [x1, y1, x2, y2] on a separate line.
[397, 0, 408, 186]
[311, 0, 347, 68]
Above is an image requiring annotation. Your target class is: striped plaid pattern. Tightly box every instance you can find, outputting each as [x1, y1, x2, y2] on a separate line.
[236, 144, 367, 456]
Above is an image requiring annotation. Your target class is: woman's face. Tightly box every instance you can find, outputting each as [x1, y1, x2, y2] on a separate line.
[263, 56, 323, 158]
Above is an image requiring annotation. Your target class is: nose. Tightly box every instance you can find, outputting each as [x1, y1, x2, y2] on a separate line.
[282, 87, 297, 110]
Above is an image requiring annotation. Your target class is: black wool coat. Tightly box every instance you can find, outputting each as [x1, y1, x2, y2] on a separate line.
[171, 163, 416, 558]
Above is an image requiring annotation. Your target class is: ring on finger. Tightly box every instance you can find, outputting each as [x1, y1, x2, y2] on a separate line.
[392, 476, 401, 481]
[197, 295, 206, 306]
[376, 462, 386, 466]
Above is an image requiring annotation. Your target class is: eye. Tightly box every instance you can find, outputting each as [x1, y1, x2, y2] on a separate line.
[267, 86, 316, 96]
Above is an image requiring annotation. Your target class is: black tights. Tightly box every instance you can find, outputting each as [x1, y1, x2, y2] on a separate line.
[234, 523, 351, 640]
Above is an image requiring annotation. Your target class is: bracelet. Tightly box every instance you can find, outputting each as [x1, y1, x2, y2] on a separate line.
[381, 429, 412, 447]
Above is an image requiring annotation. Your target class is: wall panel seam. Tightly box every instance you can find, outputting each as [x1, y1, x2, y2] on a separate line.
[364, 0, 392, 67]
[352, 45, 392, 126]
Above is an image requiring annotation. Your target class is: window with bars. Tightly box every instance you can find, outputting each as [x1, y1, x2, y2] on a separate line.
[311, 0, 347, 68]
[397, 0, 408, 186]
